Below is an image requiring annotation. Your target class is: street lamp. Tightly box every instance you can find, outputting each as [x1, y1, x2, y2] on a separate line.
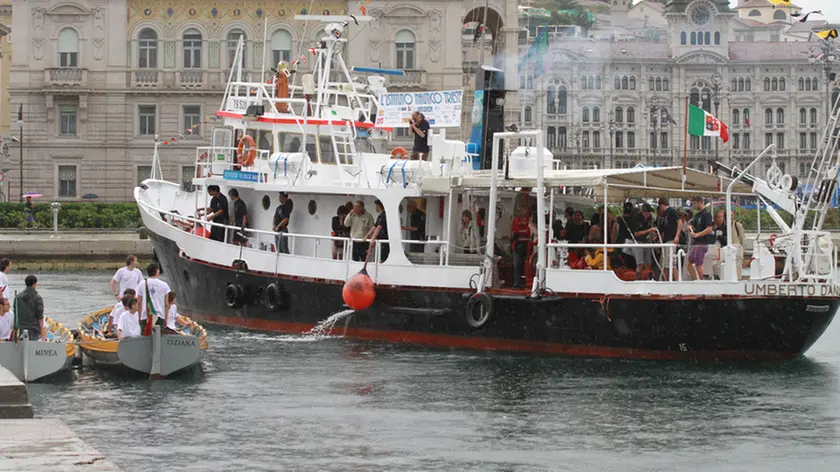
[710, 72, 730, 165]
[16, 104, 23, 202]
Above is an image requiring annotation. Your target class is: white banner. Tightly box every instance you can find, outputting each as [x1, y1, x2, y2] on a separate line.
[375, 90, 463, 128]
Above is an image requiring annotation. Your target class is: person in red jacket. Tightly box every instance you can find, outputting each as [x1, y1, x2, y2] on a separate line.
[511, 206, 532, 288]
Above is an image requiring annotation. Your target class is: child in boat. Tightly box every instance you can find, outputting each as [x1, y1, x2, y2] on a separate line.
[117, 297, 141, 339]
[166, 292, 178, 330]
[0, 297, 12, 341]
[107, 288, 135, 336]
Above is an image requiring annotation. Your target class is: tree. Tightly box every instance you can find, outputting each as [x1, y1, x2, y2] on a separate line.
[524, 0, 599, 32]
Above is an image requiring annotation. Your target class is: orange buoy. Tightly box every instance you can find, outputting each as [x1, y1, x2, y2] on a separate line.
[342, 269, 376, 310]
[193, 225, 210, 238]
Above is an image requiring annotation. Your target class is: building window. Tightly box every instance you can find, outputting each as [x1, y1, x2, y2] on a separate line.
[395, 30, 415, 69]
[813, 77, 818, 90]
[733, 133, 740, 150]
[138, 105, 156, 135]
[733, 109, 740, 125]
[621, 76, 629, 90]
[557, 86, 568, 114]
[138, 28, 158, 68]
[59, 105, 77, 136]
[765, 108, 773, 125]
[593, 107, 600, 122]
[57, 165, 77, 198]
[524, 106, 532, 123]
[582, 131, 590, 148]
[800, 162, 808, 177]
[593, 131, 601, 148]
[663, 78, 669, 91]
[547, 84, 556, 114]
[629, 76, 636, 90]
[743, 133, 751, 149]
[799, 77, 805, 91]
[800, 132, 807, 150]
[181, 166, 196, 187]
[810, 108, 817, 123]
[270, 29, 293, 65]
[627, 106, 635, 123]
[731, 78, 737, 91]
[614, 76, 621, 89]
[765, 133, 773, 148]
[704, 32, 710, 44]
[800, 107, 807, 123]
[746, 78, 751, 91]
[776, 132, 785, 149]
[595, 76, 601, 89]
[764, 77, 770, 91]
[582, 106, 590, 122]
[615, 131, 623, 148]
[587, 76, 595, 89]
[649, 77, 655, 90]
[749, 9, 761, 16]
[581, 76, 588, 90]
[681, 32, 686, 45]
[691, 32, 696, 45]
[655, 78, 662, 91]
[137, 165, 152, 185]
[227, 29, 246, 68]
[183, 105, 201, 135]
[690, 135, 699, 150]
[183, 28, 202, 68]
[776, 108, 784, 125]
[779, 78, 785, 91]
[714, 32, 720, 45]
[771, 78, 778, 91]
[58, 28, 79, 68]
[627, 132, 635, 148]
[744, 108, 751, 126]
[773, 10, 786, 20]
[811, 132, 818, 149]
[660, 132, 668, 149]
[615, 106, 623, 122]
[547, 126, 556, 148]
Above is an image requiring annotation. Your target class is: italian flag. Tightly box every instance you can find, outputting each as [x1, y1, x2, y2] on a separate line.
[688, 105, 729, 143]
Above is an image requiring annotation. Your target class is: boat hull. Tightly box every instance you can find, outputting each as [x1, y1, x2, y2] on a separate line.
[151, 233, 839, 361]
[0, 318, 74, 381]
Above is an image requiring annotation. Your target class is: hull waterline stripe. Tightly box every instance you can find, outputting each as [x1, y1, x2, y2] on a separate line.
[216, 111, 388, 130]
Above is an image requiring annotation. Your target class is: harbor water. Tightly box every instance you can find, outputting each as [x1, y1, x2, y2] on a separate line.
[16, 271, 840, 471]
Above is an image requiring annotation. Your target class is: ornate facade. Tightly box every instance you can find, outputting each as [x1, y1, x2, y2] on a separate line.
[522, 0, 838, 179]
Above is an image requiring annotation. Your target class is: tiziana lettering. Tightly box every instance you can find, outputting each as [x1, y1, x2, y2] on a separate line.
[744, 284, 840, 297]
[34, 349, 58, 357]
[166, 338, 196, 347]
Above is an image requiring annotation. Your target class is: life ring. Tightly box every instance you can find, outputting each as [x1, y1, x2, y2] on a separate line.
[225, 284, 244, 308]
[465, 292, 493, 329]
[195, 152, 209, 178]
[265, 282, 282, 311]
[391, 147, 409, 159]
[237, 135, 257, 167]
[769, 234, 777, 247]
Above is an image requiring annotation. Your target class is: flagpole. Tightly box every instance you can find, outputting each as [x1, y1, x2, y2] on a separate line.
[682, 96, 688, 188]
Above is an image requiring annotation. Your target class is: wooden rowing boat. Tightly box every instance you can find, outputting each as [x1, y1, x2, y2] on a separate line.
[0, 317, 75, 381]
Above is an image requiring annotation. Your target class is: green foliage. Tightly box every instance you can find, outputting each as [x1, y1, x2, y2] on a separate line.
[526, 0, 598, 31]
[0, 202, 141, 229]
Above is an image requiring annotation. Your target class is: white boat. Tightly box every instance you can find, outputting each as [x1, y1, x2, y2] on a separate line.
[0, 317, 74, 382]
[77, 307, 208, 378]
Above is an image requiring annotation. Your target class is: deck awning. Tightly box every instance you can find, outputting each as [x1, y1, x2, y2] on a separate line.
[422, 166, 754, 201]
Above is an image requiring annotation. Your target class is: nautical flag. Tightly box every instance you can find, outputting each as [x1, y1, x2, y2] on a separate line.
[520, 28, 549, 78]
[661, 107, 678, 126]
[767, 0, 791, 7]
[816, 29, 839, 40]
[143, 279, 156, 336]
[688, 105, 729, 143]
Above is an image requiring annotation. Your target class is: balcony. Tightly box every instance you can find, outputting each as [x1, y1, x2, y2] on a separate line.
[388, 70, 426, 88]
[178, 69, 204, 88]
[45, 68, 87, 88]
[132, 69, 160, 87]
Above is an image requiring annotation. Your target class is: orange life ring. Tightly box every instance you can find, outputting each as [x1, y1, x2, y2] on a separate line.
[237, 135, 257, 167]
[391, 147, 409, 159]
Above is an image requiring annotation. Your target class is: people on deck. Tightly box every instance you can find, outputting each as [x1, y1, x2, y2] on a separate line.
[657, 198, 682, 281]
[15, 275, 44, 341]
[166, 292, 178, 330]
[511, 206, 532, 288]
[584, 234, 611, 270]
[345, 200, 375, 261]
[0, 258, 11, 300]
[136, 263, 172, 329]
[409, 111, 430, 160]
[273, 192, 294, 254]
[204, 185, 229, 243]
[117, 297, 141, 339]
[616, 202, 638, 271]
[401, 200, 427, 253]
[110, 255, 143, 302]
[229, 188, 248, 246]
[458, 210, 480, 254]
[107, 288, 136, 335]
[563, 210, 589, 243]
[0, 298, 12, 341]
[688, 196, 715, 280]
[631, 203, 657, 279]
[364, 200, 389, 263]
[332, 205, 350, 260]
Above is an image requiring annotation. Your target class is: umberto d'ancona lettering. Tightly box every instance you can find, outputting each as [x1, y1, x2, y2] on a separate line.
[744, 283, 840, 297]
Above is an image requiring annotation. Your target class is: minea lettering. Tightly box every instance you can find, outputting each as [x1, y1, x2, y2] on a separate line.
[34, 349, 58, 357]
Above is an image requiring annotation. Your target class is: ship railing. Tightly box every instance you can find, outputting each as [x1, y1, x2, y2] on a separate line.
[794, 230, 837, 283]
[547, 242, 683, 281]
[194, 146, 272, 181]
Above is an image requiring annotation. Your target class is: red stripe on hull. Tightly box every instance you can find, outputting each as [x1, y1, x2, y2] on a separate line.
[216, 111, 387, 130]
[190, 312, 799, 362]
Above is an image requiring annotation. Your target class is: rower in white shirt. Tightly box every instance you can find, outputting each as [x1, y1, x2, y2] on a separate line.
[136, 263, 171, 329]
[166, 291, 179, 330]
[110, 255, 143, 302]
[0, 297, 13, 341]
[107, 289, 135, 336]
[0, 258, 12, 300]
[117, 298, 141, 339]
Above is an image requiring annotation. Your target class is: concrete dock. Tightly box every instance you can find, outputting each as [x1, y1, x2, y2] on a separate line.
[0, 366, 119, 470]
[0, 230, 152, 270]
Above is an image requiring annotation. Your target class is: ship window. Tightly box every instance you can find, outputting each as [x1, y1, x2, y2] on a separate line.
[308, 199, 317, 215]
[318, 135, 337, 164]
[262, 195, 271, 210]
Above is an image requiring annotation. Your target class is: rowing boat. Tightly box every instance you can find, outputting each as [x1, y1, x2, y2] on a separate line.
[0, 317, 75, 381]
[77, 307, 208, 377]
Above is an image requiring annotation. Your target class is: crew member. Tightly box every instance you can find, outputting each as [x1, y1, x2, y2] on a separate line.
[204, 185, 229, 242]
[409, 111, 430, 160]
[107, 288, 136, 335]
[229, 188, 248, 246]
[15, 275, 44, 341]
[110, 255, 143, 302]
[511, 206, 532, 289]
[117, 297, 141, 339]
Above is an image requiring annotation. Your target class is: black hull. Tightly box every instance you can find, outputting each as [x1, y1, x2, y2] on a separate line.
[151, 233, 839, 361]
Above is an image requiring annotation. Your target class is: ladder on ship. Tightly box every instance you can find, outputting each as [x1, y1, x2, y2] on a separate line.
[329, 120, 362, 186]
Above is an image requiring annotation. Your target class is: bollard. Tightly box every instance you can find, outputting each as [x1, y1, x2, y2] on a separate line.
[51, 201, 61, 233]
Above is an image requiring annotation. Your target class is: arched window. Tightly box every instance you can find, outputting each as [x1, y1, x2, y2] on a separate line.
[661, 132, 668, 150]
[663, 78, 669, 91]
[704, 32, 710, 44]
[649, 132, 656, 149]
[738, 78, 745, 91]
[746, 78, 751, 91]
[691, 32, 696, 45]
[627, 132, 636, 148]
[714, 32, 720, 45]
[655, 77, 662, 91]
[138, 28, 158, 68]
[771, 78, 778, 91]
[183, 28, 202, 68]
[58, 27, 79, 68]
[614, 76, 621, 89]
[593, 107, 601, 122]
[582, 106, 590, 122]
[811, 108, 818, 123]
[743, 133, 751, 149]
[799, 77, 805, 91]
[697, 32, 703, 45]
[773, 10, 786, 20]
[764, 77, 770, 91]
[627, 106, 635, 123]
[558, 85, 568, 114]
[527, 75, 534, 89]
[744, 108, 751, 125]
[813, 77, 818, 89]
[395, 30, 415, 69]
[582, 131, 590, 148]
[621, 76, 629, 89]
[615, 106, 624, 122]
[733, 109, 740, 125]
[524, 106, 532, 123]
[765, 108, 773, 125]
[546, 85, 556, 114]
[800, 108, 807, 123]
[227, 29, 246, 68]
[629, 76, 636, 90]
[731, 78, 737, 91]
[649, 77, 655, 90]
[615, 131, 624, 148]
[271, 29, 293, 64]
[749, 9, 761, 16]
[780, 78, 786, 91]
[593, 131, 601, 148]
[587, 76, 595, 89]
[581, 76, 588, 90]
[681, 32, 687, 45]
[776, 133, 785, 149]
[777, 108, 784, 124]
[595, 75, 601, 89]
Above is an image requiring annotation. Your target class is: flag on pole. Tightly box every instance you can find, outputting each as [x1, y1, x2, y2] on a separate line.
[11, 291, 18, 343]
[143, 279, 156, 336]
[519, 28, 549, 78]
[688, 105, 729, 143]
[816, 29, 838, 40]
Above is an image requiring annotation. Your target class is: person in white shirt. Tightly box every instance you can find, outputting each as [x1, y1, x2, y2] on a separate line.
[166, 291, 179, 330]
[0, 258, 11, 300]
[0, 297, 13, 341]
[136, 263, 171, 329]
[117, 298, 141, 339]
[110, 255, 143, 302]
[107, 289, 135, 335]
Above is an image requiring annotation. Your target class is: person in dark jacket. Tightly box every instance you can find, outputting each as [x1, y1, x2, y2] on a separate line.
[15, 275, 44, 341]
